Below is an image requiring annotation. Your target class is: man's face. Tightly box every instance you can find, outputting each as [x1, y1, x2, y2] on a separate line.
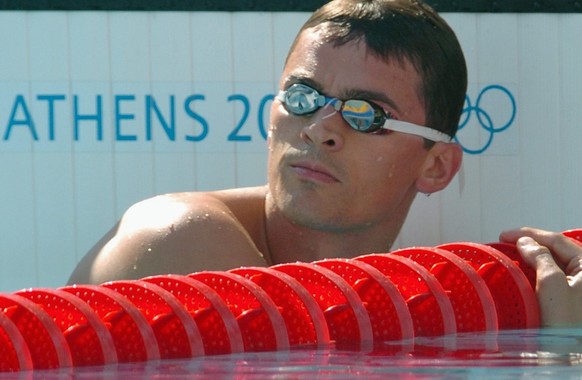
[267, 27, 432, 234]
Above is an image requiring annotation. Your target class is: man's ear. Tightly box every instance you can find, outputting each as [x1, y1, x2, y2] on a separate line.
[416, 142, 463, 194]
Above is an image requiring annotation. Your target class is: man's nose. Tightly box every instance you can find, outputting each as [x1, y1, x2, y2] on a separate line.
[299, 102, 346, 150]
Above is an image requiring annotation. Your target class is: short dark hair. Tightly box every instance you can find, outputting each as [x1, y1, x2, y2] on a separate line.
[287, 0, 467, 138]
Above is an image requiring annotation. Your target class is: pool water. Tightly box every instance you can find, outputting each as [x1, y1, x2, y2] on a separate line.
[7, 328, 581, 379]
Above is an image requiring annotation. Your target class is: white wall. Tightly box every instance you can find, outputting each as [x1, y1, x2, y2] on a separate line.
[0, 11, 580, 291]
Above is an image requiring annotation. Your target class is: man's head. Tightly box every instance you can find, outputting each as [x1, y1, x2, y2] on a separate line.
[266, 0, 465, 249]
[287, 0, 467, 139]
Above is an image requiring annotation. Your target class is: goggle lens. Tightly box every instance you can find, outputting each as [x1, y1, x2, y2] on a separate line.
[284, 85, 322, 115]
[340, 99, 380, 131]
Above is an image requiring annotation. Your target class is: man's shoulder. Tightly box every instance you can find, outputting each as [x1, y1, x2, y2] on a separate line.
[68, 186, 270, 284]
[120, 186, 267, 232]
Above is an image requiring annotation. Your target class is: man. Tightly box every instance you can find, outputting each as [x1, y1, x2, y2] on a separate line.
[68, 0, 582, 327]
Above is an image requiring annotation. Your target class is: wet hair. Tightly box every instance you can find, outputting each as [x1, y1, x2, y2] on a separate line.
[286, 0, 467, 139]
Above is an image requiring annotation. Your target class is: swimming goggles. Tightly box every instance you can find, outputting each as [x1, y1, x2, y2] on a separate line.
[276, 83, 451, 143]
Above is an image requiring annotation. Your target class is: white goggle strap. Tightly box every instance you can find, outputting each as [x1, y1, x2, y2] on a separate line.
[382, 119, 452, 143]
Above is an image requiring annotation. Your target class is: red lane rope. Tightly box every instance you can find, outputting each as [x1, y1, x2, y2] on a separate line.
[2, 229, 580, 372]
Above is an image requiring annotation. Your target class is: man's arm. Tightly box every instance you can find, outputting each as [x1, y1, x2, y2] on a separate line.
[68, 191, 269, 285]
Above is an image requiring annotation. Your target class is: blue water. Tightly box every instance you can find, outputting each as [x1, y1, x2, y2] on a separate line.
[3, 329, 582, 379]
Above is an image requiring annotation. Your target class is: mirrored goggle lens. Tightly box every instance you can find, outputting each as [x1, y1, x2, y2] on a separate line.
[285, 86, 320, 115]
[340, 99, 382, 132]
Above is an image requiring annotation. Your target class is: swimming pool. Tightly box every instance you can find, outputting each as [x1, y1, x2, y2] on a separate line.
[10, 328, 581, 379]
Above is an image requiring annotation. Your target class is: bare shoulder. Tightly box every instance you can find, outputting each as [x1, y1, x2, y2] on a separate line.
[122, 186, 267, 231]
[68, 186, 269, 285]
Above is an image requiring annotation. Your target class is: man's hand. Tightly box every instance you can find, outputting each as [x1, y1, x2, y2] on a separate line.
[500, 227, 582, 327]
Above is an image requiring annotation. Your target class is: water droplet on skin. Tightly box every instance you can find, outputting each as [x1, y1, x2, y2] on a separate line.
[387, 163, 396, 178]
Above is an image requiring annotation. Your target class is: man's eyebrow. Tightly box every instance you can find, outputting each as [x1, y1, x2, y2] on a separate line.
[282, 74, 323, 92]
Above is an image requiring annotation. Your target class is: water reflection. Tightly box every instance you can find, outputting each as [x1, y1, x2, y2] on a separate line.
[12, 329, 582, 379]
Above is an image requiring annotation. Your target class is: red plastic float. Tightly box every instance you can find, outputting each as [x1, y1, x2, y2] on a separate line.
[15, 288, 117, 367]
[438, 242, 539, 329]
[392, 247, 498, 333]
[487, 242, 537, 289]
[272, 262, 373, 350]
[356, 253, 456, 337]
[188, 271, 289, 352]
[0, 308, 32, 372]
[141, 274, 244, 355]
[230, 267, 330, 348]
[563, 228, 582, 244]
[101, 280, 204, 359]
[314, 258, 414, 342]
[0, 293, 72, 369]
[61, 284, 160, 363]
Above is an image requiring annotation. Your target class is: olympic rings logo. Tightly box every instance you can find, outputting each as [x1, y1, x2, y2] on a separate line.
[454, 85, 516, 155]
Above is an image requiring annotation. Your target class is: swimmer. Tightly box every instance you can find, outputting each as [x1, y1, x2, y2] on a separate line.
[68, 0, 582, 328]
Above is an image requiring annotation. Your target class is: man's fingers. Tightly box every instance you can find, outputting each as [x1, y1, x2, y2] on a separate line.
[500, 227, 580, 269]
[517, 236, 572, 327]
[517, 236, 562, 276]
[500, 227, 582, 327]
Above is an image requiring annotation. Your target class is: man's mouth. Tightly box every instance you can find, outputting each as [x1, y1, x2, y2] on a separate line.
[290, 161, 340, 183]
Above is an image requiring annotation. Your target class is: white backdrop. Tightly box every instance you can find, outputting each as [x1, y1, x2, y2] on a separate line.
[0, 11, 581, 291]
